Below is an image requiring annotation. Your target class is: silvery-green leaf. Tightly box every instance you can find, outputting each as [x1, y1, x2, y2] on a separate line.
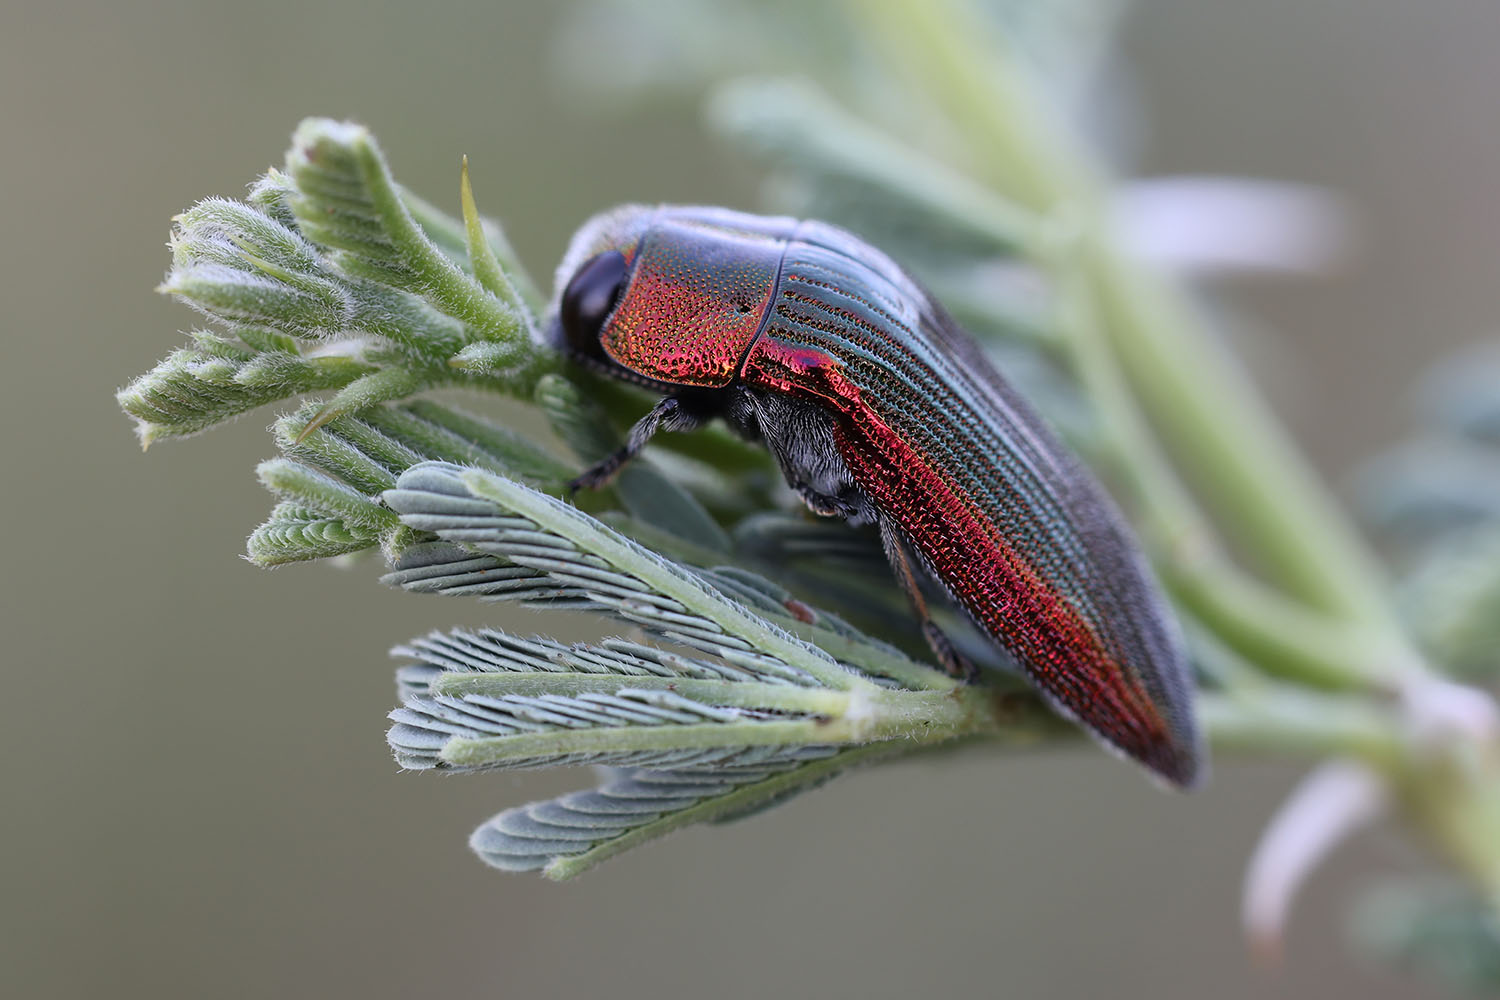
[469, 751, 884, 879]
[382, 462, 946, 690]
[386, 615, 978, 777]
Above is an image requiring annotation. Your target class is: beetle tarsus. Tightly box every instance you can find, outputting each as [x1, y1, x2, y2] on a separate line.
[878, 517, 979, 682]
[796, 484, 861, 519]
[569, 450, 632, 493]
[922, 620, 979, 682]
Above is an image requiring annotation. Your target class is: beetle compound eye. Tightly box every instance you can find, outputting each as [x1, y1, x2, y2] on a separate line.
[560, 250, 628, 360]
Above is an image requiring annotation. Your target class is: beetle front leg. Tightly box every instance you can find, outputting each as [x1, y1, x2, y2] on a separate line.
[878, 517, 979, 682]
[569, 396, 708, 492]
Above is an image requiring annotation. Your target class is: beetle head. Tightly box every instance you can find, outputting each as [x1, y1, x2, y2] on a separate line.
[551, 206, 785, 389]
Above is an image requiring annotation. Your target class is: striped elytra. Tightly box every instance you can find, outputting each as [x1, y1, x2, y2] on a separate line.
[550, 205, 1203, 788]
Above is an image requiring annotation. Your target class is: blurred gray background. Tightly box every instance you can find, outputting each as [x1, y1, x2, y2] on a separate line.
[4, 1, 1496, 997]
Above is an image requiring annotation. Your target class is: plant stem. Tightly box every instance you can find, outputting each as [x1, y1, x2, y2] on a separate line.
[1402, 758, 1500, 906]
[1166, 557, 1392, 689]
[1199, 690, 1405, 769]
[1043, 226, 1388, 688]
[429, 673, 860, 713]
[442, 687, 992, 769]
[854, 0, 1422, 683]
[1088, 245, 1403, 638]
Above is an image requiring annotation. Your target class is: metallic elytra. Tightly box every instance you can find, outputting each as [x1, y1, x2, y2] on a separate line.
[549, 204, 1203, 787]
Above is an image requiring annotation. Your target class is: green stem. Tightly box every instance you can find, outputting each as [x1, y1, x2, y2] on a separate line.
[1199, 690, 1405, 769]
[854, 0, 1421, 683]
[851, 0, 1092, 211]
[1402, 758, 1500, 906]
[429, 672, 859, 713]
[1089, 245, 1401, 634]
[1045, 221, 1385, 688]
[442, 687, 986, 768]
[1166, 556, 1392, 689]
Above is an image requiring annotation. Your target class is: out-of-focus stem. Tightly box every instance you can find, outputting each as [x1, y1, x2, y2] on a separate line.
[854, 0, 1421, 683]
[1046, 222, 1386, 689]
[1200, 690, 1405, 769]
[1405, 762, 1500, 907]
[1088, 244, 1404, 642]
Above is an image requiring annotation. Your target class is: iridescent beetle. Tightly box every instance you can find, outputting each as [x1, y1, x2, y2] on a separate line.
[549, 205, 1202, 787]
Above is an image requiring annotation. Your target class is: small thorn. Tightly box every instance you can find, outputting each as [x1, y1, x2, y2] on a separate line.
[460, 155, 474, 205]
[293, 405, 337, 444]
[131, 419, 159, 451]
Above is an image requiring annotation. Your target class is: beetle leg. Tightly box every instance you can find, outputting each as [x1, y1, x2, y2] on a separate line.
[569, 396, 707, 492]
[878, 517, 979, 681]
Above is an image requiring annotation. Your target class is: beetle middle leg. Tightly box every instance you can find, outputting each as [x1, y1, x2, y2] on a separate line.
[569, 395, 709, 492]
[879, 517, 979, 681]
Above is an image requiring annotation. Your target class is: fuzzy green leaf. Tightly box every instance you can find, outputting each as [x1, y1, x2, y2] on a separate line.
[163, 200, 351, 335]
[117, 340, 374, 446]
[449, 339, 526, 375]
[256, 458, 398, 535]
[293, 367, 434, 441]
[284, 119, 541, 370]
[248, 502, 380, 565]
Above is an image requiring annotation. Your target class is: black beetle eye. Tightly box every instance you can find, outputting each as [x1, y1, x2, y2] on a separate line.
[559, 250, 628, 360]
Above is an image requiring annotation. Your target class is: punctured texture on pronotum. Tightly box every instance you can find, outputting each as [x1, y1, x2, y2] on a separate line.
[550, 205, 1203, 787]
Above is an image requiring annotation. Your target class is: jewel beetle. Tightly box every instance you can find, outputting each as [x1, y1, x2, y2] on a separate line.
[548, 205, 1202, 787]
